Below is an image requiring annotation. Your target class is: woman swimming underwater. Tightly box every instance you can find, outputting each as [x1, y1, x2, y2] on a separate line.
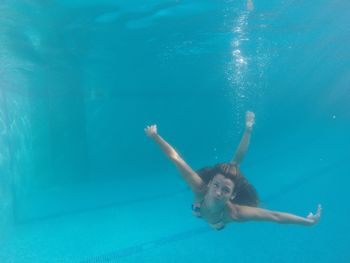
[144, 112, 321, 231]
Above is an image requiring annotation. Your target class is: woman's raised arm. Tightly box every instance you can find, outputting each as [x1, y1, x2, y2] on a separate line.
[230, 111, 255, 165]
[145, 124, 205, 194]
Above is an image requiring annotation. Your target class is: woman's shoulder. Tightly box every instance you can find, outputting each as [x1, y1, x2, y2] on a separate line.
[223, 202, 241, 222]
[193, 186, 207, 202]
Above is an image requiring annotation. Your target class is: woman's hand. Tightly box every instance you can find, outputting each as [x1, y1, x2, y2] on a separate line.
[245, 111, 255, 129]
[144, 124, 158, 137]
[246, 0, 254, 11]
[306, 204, 322, 225]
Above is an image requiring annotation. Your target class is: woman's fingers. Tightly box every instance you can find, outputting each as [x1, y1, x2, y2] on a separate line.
[245, 111, 255, 128]
[144, 124, 157, 136]
[316, 204, 322, 217]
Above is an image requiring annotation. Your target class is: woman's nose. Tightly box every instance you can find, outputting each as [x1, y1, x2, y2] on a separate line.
[215, 190, 222, 196]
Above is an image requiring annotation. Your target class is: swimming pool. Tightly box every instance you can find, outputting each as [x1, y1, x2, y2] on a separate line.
[1, 0, 349, 262]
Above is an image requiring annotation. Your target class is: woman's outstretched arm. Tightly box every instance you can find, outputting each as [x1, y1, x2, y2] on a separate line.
[230, 111, 255, 165]
[145, 124, 205, 194]
[230, 204, 322, 226]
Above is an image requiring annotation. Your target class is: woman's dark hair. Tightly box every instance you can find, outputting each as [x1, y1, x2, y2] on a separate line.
[197, 163, 259, 207]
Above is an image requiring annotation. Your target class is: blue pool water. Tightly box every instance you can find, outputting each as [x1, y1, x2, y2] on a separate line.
[1, 0, 349, 262]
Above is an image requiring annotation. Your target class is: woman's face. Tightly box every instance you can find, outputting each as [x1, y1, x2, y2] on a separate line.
[207, 174, 235, 203]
